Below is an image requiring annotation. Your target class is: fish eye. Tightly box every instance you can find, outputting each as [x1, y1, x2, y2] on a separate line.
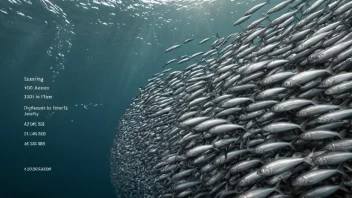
[295, 178, 305, 185]
[258, 168, 270, 175]
[264, 168, 271, 175]
[326, 144, 335, 150]
[239, 180, 246, 185]
[314, 157, 326, 165]
[323, 117, 330, 123]
[301, 133, 310, 139]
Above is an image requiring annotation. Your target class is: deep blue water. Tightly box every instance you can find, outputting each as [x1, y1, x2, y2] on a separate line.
[0, 0, 276, 197]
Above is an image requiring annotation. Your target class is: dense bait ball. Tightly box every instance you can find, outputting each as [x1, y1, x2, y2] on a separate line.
[111, 0, 352, 197]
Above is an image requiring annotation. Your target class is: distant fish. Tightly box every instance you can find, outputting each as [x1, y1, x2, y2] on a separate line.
[189, 52, 204, 59]
[178, 57, 191, 64]
[179, 55, 189, 59]
[163, 59, 178, 68]
[165, 44, 182, 53]
[198, 37, 213, 45]
[184, 38, 194, 44]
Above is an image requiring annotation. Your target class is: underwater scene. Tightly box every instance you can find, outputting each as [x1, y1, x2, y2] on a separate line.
[1, 0, 352, 198]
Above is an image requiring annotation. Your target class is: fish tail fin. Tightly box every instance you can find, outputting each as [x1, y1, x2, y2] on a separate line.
[344, 163, 352, 172]
[240, 139, 245, 149]
[212, 139, 221, 152]
[274, 179, 284, 194]
[246, 138, 255, 153]
[338, 130, 346, 139]
[226, 115, 235, 124]
[297, 3, 305, 14]
[274, 152, 280, 160]
[303, 150, 314, 165]
[311, 95, 320, 105]
[213, 147, 220, 152]
[300, 120, 308, 132]
[340, 99, 351, 110]
[326, 63, 335, 75]
[250, 90, 260, 101]
[337, 163, 348, 178]
[339, 182, 351, 193]
[289, 140, 296, 151]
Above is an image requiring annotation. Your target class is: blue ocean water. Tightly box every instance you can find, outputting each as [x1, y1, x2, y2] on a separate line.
[0, 0, 276, 197]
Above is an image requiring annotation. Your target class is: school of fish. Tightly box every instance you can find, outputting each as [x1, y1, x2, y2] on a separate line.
[110, 0, 352, 197]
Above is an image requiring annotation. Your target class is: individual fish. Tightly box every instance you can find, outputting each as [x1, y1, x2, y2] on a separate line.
[324, 139, 352, 151]
[263, 122, 304, 133]
[292, 165, 346, 186]
[282, 70, 332, 88]
[233, 15, 251, 26]
[236, 181, 282, 198]
[194, 119, 228, 132]
[257, 153, 313, 176]
[296, 104, 339, 117]
[271, 99, 313, 113]
[230, 159, 262, 174]
[164, 58, 178, 67]
[267, 0, 293, 14]
[245, 2, 268, 16]
[313, 152, 352, 165]
[316, 109, 352, 124]
[185, 145, 214, 157]
[165, 44, 182, 53]
[198, 37, 213, 45]
[299, 183, 350, 198]
[325, 81, 352, 95]
[303, 0, 325, 15]
[300, 130, 345, 140]
[184, 38, 194, 44]
[253, 141, 295, 154]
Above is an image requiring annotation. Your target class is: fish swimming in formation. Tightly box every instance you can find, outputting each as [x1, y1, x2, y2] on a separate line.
[111, 0, 352, 197]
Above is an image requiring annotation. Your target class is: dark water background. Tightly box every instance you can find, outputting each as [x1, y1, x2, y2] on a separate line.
[0, 0, 281, 197]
